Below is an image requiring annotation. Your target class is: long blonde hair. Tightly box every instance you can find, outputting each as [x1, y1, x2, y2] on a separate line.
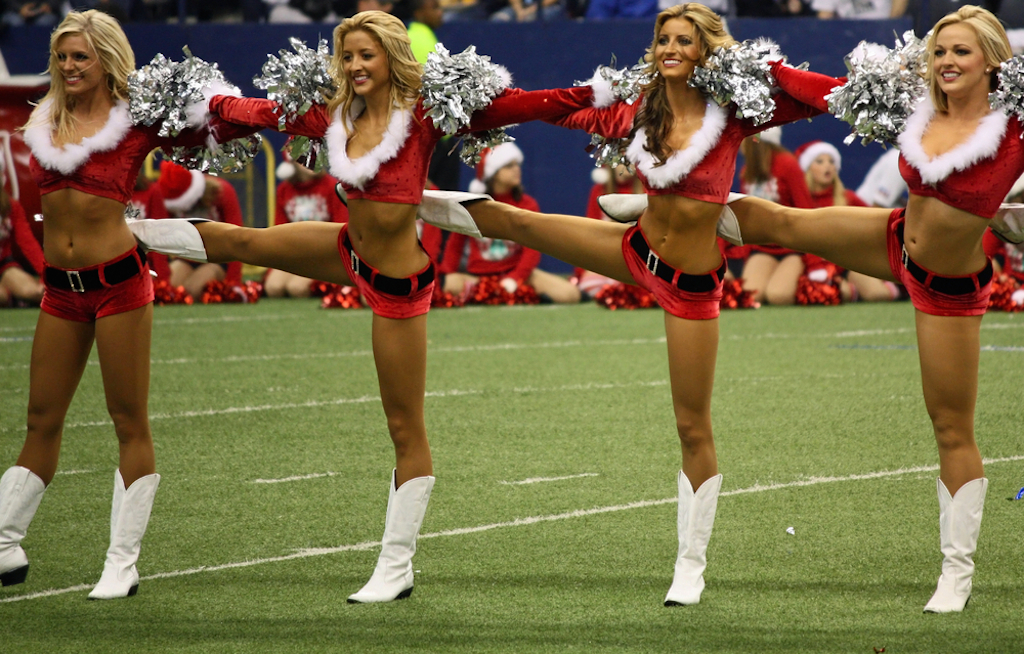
[926, 5, 1011, 112]
[326, 11, 422, 132]
[632, 3, 736, 167]
[24, 11, 134, 144]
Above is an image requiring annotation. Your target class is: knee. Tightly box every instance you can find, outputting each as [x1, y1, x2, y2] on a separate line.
[286, 278, 312, 298]
[764, 287, 795, 306]
[675, 413, 713, 452]
[929, 410, 974, 452]
[26, 401, 62, 440]
[106, 403, 151, 443]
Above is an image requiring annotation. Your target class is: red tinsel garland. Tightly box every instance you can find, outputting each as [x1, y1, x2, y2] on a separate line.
[796, 264, 842, 306]
[309, 280, 336, 298]
[152, 279, 193, 305]
[319, 284, 364, 309]
[593, 283, 658, 310]
[201, 280, 262, 304]
[988, 274, 1024, 312]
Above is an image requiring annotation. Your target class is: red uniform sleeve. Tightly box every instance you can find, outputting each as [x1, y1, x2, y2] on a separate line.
[773, 153, 814, 209]
[208, 96, 332, 138]
[443, 86, 597, 138]
[214, 178, 244, 284]
[9, 200, 44, 275]
[439, 232, 468, 274]
[547, 99, 637, 139]
[845, 189, 869, 207]
[274, 182, 290, 226]
[769, 62, 846, 115]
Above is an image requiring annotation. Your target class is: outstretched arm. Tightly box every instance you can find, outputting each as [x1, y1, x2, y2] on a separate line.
[207, 95, 332, 138]
[450, 86, 597, 135]
[770, 62, 846, 114]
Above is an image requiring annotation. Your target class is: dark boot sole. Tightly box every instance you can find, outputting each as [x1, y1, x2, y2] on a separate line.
[347, 586, 413, 604]
[0, 564, 28, 586]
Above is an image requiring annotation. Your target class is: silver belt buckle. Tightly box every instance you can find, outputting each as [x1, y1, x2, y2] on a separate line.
[67, 270, 85, 293]
[351, 251, 360, 276]
[646, 250, 659, 275]
[901, 245, 910, 270]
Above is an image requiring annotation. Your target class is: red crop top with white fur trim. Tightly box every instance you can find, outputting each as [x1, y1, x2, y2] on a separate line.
[549, 92, 820, 204]
[26, 99, 257, 205]
[208, 87, 593, 205]
[897, 98, 1024, 219]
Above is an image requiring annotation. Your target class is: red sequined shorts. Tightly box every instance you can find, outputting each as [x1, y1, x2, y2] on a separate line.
[622, 224, 726, 320]
[41, 245, 154, 322]
[337, 224, 435, 319]
[886, 210, 992, 316]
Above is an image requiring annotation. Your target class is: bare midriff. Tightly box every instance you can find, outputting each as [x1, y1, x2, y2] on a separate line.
[642, 194, 724, 274]
[39, 189, 136, 269]
[346, 198, 430, 278]
[904, 194, 989, 276]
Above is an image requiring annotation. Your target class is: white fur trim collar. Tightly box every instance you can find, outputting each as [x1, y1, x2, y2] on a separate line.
[325, 97, 412, 190]
[23, 99, 133, 175]
[627, 102, 727, 189]
[897, 97, 1008, 185]
[164, 169, 206, 213]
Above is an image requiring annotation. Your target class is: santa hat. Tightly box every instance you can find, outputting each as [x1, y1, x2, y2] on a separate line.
[758, 126, 782, 145]
[468, 142, 523, 194]
[796, 141, 842, 173]
[591, 167, 611, 185]
[276, 146, 297, 181]
[159, 161, 206, 212]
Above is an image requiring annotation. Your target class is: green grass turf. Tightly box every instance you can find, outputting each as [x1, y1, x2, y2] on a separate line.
[1, 300, 1022, 653]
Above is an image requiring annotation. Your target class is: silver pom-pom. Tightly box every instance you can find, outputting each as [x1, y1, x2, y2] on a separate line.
[991, 55, 1024, 127]
[421, 43, 513, 135]
[458, 129, 515, 166]
[576, 57, 651, 106]
[826, 31, 927, 145]
[690, 38, 783, 126]
[254, 38, 336, 130]
[587, 134, 630, 169]
[285, 135, 330, 173]
[129, 47, 262, 174]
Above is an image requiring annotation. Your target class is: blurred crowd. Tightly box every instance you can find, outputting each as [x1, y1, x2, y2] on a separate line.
[4, 0, 1024, 28]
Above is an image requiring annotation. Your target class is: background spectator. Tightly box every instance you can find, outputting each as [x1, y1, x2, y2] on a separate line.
[585, 0, 657, 20]
[2, 0, 59, 27]
[812, 0, 907, 19]
[490, 0, 564, 22]
[855, 147, 907, 208]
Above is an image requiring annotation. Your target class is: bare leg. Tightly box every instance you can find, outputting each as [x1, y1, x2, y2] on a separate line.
[740, 253, 780, 304]
[196, 222, 353, 286]
[0, 268, 44, 305]
[664, 314, 719, 488]
[730, 198, 895, 281]
[916, 312, 984, 494]
[466, 201, 634, 283]
[763, 254, 805, 306]
[181, 263, 225, 301]
[847, 272, 899, 302]
[442, 272, 479, 296]
[18, 313, 95, 485]
[528, 269, 582, 303]
[372, 313, 432, 487]
[284, 274, 314, 298]
[94, 304, 155, 488]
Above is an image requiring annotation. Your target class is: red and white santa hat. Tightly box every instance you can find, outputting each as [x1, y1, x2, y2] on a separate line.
[158, 161, 206, 212]
[468, 142, 523, 194]
[796, 140, 842, 173]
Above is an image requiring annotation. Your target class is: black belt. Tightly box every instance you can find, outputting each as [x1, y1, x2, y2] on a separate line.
[343, 234, 434, 296]
[897, 223, 992, 295]
[629, 230, 726, 293]
[44, 246, 146, 293]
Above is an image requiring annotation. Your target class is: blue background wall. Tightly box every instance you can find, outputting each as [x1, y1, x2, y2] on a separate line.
[2, 18, 911, 268]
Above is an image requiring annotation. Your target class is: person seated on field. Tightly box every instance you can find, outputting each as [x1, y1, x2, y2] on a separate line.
[439, 143, 581, 304]
[264, 159, 348, 298]
[0, 168, 44, 307]
[157, 161, 244, 300]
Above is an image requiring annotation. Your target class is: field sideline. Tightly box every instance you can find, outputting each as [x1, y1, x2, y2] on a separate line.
[1, 300, 1022, 653]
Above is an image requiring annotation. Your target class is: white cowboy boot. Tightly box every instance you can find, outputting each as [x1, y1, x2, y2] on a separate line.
[665, 472, 723, 606]
[418, 190, 491, 238]
[0, 466, 46, 587]
[718, 193, 747, 246]
[923, 477, 987, 613]
[992, 204, 1024, 244]
[597, 193, 646, 222]
[89, 470, 161, 600]
[348, 470, 435, 604]
[127, 218, 211, 262]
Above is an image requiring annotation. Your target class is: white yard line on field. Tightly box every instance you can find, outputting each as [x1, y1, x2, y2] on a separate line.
[252, 471, 341, 484]
[499, 473, 599, 486]
[3, 454, 1021, 604]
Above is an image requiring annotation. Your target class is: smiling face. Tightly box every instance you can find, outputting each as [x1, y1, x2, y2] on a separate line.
[54, 34, 105, 98]
[932, 23, 989, 101]
[653, 17, 702, 82]
[341, 29, 391, 100]
[808, 154, 836, 188]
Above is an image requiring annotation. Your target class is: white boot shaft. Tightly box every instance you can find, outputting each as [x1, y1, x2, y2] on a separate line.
[89, 470, 161, 600]
[348, 470, 435, 604]
[0, 466, 46, 586]
[418, 190, 489, 238]
[127, 218, 210, 262]
[665, 472, 722, 606]
[924, 477, 987, 613]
